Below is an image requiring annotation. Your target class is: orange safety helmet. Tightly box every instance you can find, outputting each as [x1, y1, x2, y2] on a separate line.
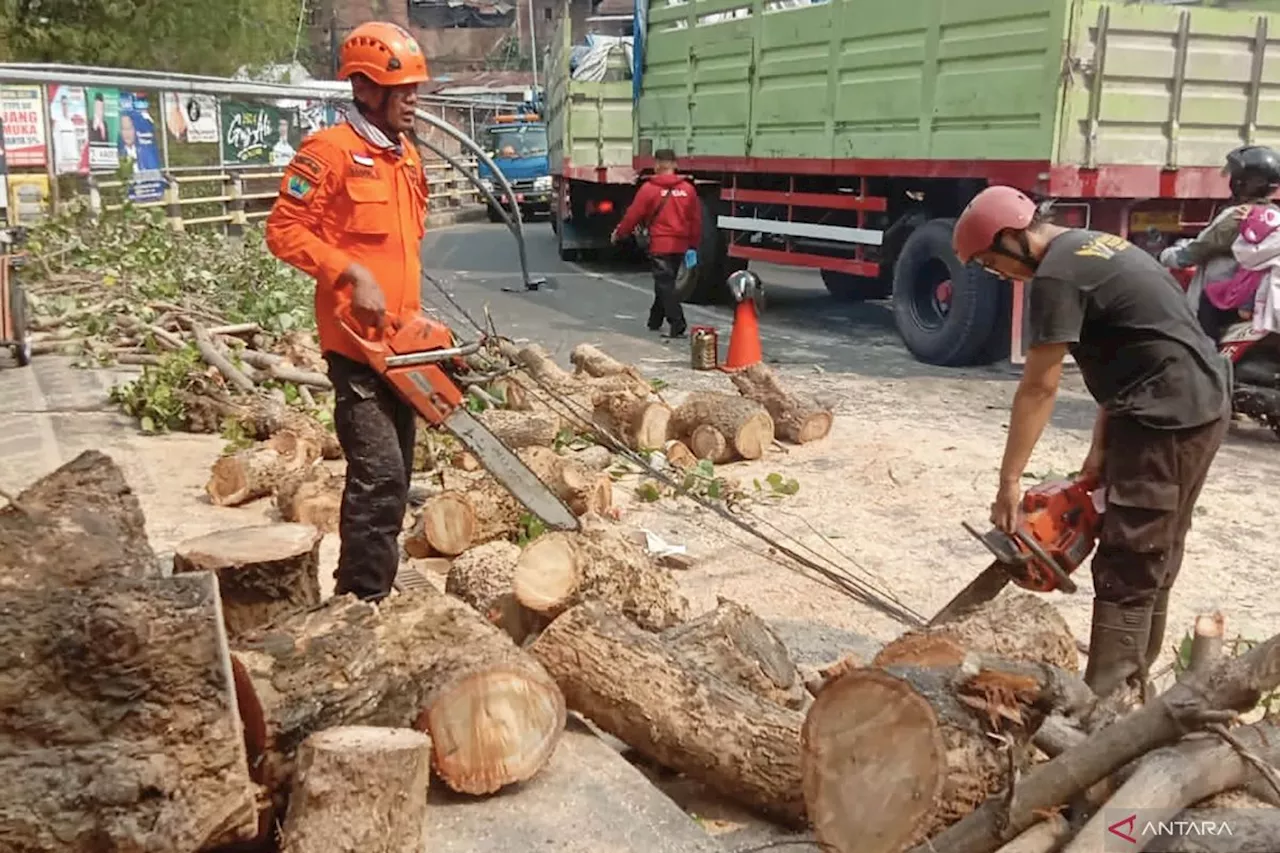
[952, 185, 1038, 264]
[338, 22, 429, 87]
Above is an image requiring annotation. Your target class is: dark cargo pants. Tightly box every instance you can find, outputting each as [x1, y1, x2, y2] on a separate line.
[1091, 410, 1229, 608]
[326, 352, 417, 601]
[647, 252, 688, 335]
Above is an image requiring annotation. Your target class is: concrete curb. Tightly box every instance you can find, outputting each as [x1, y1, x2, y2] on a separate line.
[427, 205, 489, 229]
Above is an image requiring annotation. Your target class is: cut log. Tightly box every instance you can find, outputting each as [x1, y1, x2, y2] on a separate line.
[688, 424, 733, 464]
[0, 449, 159, 589]
[662, 597, 807, 709]
[489, 375, 531, 411]
[181, 389, 342, 460]
[206, 431, 321, 507]
[445, 540, 544, 644]
[476, 408, 561, 449]
[279, 726, 433, 853]
[499, 341, 577, 389]
[570, 343, 653, 398]
[1060, 718, 1280, 853]
[275, 464, 343, 533]
[173, 523, 323, 638]
[802, 653, 863, 697]
[513, 520, 689, 631]
[233, 588, 565, 803]
[517, 445, 613, 515]
[728, 362, 833, 444]
[0, 572, 258, 851]
[530, 601, 807, 825]
[404, 492, 478, 558]
[805, 655, 1093, 853]
[909, 632, 1280, 853]
[993, 816, 1069, 853]
[874, 593, 1080, 673]
[664, 439, 698, 471]
[671, 391, 774, 461]
[593, 391, 671, 451]
[1185, 611, 1226, 677]
[566, 444, 615, 471]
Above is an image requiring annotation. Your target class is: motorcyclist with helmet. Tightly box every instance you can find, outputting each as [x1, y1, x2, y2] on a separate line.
[1160, 145, 1280, 342]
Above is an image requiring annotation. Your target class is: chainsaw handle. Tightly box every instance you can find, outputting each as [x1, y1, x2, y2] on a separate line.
[1013, 527, 1078, 594]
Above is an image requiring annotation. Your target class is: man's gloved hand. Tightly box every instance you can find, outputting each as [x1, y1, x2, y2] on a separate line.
[684, 248, 698, 269]
[1158, 245, 1184, 269]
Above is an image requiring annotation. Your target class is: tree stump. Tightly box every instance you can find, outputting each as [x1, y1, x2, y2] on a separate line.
[445, 540, 543, 644]
[662, 597, 807, 709]
[275, 464, 343, 534]
[513, 520, 689, 631]
[875, 592, 1079, 673]
[476, 408, 561, 449]
[173, 523, 323, 638]
[530, 602, 807, 825]
[803, 657, 1092, 853]
[728, 362, 833, 444]
[232, 587, 565, 805]
[672, 391, 774, 461]
[517, 445, 613, 515]
[0, 449, 158, 590]
[593, 391, 671, 451]
[279, 726, 433, 853]
[0, 572, 259, 851]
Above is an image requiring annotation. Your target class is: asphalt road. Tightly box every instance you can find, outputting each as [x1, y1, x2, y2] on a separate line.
[422, 219, 1016, 381]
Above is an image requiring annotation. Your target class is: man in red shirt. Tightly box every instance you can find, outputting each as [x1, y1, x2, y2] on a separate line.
[612, 149, 702, 337]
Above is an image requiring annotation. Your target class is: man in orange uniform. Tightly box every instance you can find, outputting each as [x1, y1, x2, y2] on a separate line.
[266, 21, 430, 601]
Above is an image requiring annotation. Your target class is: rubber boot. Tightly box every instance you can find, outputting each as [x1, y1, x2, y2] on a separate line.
[1145, 588, 1171, 669]
[1083, 600, 1152, 699]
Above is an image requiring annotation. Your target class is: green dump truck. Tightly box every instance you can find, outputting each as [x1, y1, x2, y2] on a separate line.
[622, 0, 1280, 366]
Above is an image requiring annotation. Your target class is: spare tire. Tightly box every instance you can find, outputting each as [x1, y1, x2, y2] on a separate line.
[891, 217, 1002, 367]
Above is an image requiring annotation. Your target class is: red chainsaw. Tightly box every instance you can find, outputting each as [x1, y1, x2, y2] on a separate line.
[928, 474, 1103, 626]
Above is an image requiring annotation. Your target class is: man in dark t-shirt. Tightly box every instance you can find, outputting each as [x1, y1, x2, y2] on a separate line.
[952, 186, 1230, 700]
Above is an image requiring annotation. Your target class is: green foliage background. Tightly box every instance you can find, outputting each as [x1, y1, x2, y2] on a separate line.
[0, 0, 305, 75]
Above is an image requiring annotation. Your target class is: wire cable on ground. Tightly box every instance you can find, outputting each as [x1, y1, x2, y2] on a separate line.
[422, 272, 927, 629]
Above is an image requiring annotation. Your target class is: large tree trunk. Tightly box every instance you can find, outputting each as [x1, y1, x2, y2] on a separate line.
[232, 586, 565, 805]
[476, 408, 561, 449]
[0, 572, 259, 851]
[275, 464, 343, 534]
[592, 391, 671, 452]
[803, 656, 1092, 853]
[517, 445, 613, 515]
[0, 449, 158, 590]
[662, 597, 808, 709]
[181, 390, 341, 460]
[671, 391, 774, 461]
[445, 540, 544, 644]
[172, 523, 323, 639]
[874, 593, 1080, 673]
[728, 363, 833, 444]
[570, 343, 653, 398]
[513, 520, 689, 631]
[279, 726, 433, 853]
[530, 602, 807, 825]
[909, 633, 1280, 853]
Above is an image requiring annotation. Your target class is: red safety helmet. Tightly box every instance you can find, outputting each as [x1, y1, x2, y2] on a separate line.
[952, 186, 1038, 264]
[338, 22, 429, 87]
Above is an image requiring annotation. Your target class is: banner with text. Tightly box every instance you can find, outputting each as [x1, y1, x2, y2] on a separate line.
[0, 85, 47, 168]
[85, 87, 121, 171]
[220, 101, 302, 167]
[163, 93, 220, 144]
[118, 91, 164, 202]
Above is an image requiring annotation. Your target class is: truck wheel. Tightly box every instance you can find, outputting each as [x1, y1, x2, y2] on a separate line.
[676, 197, 738, 304]
[891, 218, 1001, 367]
[821, 270, 890, 301]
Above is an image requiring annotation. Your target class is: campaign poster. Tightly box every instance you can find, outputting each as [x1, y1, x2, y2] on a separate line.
[47, 84, 90, 176]
[118, 91, 164, 202]
[0, 86, 47, 168]
[85, 87, 120, 171]
[163, 93, 219, 144]
[7, 174, 50, 226]
[0, 117, 8, 222]
[220, 101, 302, 167]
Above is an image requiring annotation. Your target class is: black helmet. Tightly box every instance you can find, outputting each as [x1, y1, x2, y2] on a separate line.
[1223, 145, 1280, 197]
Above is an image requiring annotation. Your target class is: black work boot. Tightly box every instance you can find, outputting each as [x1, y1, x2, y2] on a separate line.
[1084, 600, 1152, 699]
[1145, 588, 1171, 669]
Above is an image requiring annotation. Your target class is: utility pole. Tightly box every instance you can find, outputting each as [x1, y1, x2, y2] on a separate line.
[528, 0, 539, 93]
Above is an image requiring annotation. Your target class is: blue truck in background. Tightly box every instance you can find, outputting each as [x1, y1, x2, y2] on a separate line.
[476, 103, 553, 223]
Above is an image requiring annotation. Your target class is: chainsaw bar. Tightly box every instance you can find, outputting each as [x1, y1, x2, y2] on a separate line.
[444, 408, 580, 532]
[927, 559, 1013, 627]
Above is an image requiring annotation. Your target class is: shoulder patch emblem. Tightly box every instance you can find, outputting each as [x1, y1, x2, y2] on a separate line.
[290, 152, 325, 183]
[285, 174, 315, 202]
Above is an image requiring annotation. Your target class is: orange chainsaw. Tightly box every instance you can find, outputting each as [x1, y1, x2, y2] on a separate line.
[927, 474, 1103, 627]
[336, 303, 579, 532]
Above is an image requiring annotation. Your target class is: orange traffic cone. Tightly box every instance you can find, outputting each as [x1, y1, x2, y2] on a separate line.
[722, 298, 763, 371]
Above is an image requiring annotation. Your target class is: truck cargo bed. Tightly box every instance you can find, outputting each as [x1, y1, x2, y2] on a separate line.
[636, 0, 1280, 193]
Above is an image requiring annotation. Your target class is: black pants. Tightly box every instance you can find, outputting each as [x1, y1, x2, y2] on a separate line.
[326, 352, 417, 601]
[1091, 410, 1229, 609]
[1198, 291, 1241, 344]
[648, 253, 687, 334]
